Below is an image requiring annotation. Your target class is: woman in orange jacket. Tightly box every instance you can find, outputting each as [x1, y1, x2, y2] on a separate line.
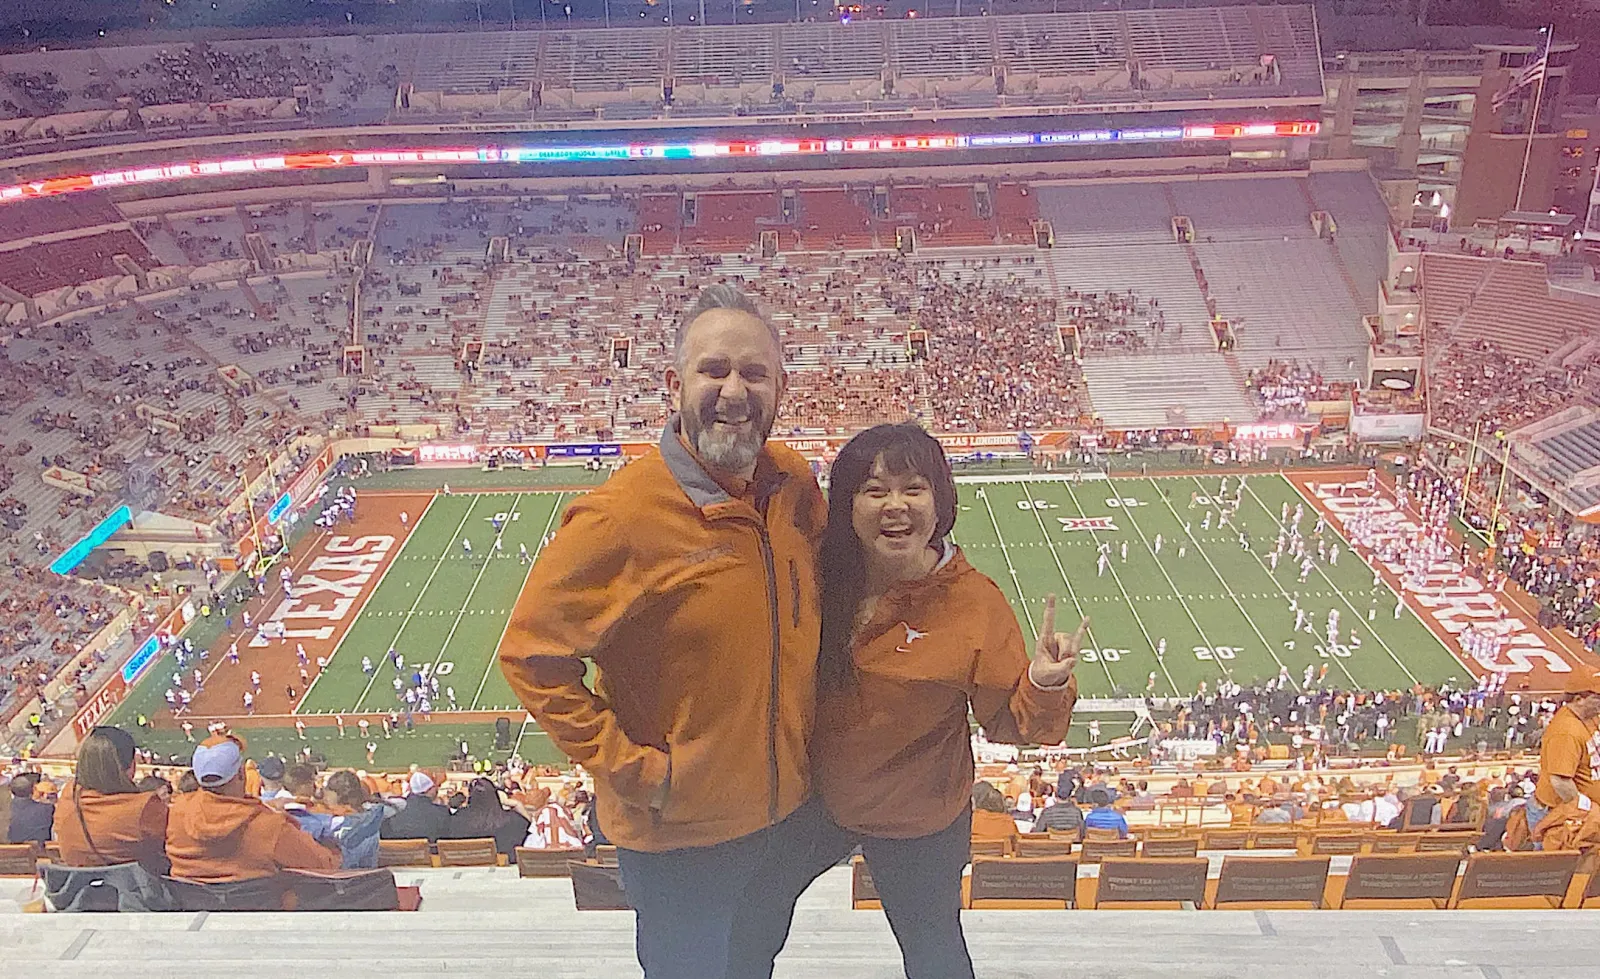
[53, 726, 170, 876]
[737, 422, 1083, 979]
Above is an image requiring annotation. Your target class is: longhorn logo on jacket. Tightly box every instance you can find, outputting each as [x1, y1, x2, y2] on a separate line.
[896, 623, 928, 653]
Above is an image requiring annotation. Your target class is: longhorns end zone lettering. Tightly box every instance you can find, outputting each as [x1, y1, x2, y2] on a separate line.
[1058, 517, 1117, 531]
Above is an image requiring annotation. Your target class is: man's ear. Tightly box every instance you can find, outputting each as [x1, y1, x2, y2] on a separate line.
[665, 363, 682, 414]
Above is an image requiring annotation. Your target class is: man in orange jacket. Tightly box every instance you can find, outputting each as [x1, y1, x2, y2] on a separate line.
[501, 284, 826, 979]
[165, 735, 338, 883]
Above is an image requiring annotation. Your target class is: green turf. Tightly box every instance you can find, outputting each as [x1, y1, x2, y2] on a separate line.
[123, 718, 560, 769]
[297, 490, 567, 716]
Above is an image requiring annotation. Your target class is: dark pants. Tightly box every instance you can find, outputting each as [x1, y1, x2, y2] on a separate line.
[614, 798, 835, 979]
[729, 807, 976, 979]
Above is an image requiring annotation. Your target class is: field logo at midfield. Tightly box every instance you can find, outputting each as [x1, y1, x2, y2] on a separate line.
[250, 534, 397, 647]
[1307, 481, 1570, 677]
[1058, 517, 1118, 532]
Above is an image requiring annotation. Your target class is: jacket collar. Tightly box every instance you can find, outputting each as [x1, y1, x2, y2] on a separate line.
[660, 413, 788, 512]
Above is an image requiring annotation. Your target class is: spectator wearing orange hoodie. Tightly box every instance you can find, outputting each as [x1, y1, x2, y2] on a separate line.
[165, 735, 338, 883]
[53, 726, 169, 876]
[734, 424, 1080, 979]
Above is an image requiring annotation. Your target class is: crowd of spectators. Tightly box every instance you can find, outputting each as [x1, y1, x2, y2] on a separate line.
[985, 756, 1532, 846]
[4, 716, 1552, 895]
[127, 45, 338, 108]
[918, 268, 1087, 432]
[1246, 359, 1347, 420]
[4, 725, 600, 890]
[1060, 287, 1172, 356]
[1155, 678, 1552, 763]
[1426, 337, 1598, 437]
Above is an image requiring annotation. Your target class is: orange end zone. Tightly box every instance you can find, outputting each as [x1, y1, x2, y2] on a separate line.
[157, 491, 435, 727]
[1284, 470, 1600, 693]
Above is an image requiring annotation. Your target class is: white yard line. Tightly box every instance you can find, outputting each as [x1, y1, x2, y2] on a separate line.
[1017, 478, 1120, 693]
[1054, 479, 1189, 694]
[977, 487, 1038, 639]
[294, 493, 441, 713]
[347, 494, 483, 712]
[470, 491, 565, 710]
[1146, 476, 1299, 687]
[1244, 476, 1420, 687]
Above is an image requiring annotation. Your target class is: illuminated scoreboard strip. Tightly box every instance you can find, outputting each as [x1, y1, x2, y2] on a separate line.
[0, 121, 1318, 204]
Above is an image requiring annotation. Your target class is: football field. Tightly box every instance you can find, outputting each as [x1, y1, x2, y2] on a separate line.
[292, 472, 1471, 749]
[953, 472, 1468, 698]
[296, 490, 568, 719]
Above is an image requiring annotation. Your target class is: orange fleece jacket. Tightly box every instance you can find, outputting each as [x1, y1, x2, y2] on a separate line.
[499, 422, 825, 852]
[814, 544, 1076, 839]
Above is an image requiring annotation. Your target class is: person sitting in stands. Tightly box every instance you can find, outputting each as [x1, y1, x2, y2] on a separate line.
[1029, 791, 1085, 839]
[380, 772, 451, 842]
[1082, 788, 1129, 839]
[53, 726, 170, 875]
[165, 734, 337, 883]
[445, 778, 530, 857]
[522, 787, 584, 850]
[7, 773, 53, 847]
[970, 780, 1020, 848]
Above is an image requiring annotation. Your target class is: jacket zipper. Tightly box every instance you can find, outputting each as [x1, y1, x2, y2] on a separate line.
[757, 524, 781, 826]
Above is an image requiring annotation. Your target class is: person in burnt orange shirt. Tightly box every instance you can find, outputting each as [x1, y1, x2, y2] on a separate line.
[1530, 668, 1600, 831]
[53, 726, 169, 876]
[734, 423, 1081, 979]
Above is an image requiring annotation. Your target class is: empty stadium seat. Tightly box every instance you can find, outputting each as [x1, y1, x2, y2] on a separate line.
[377, 839, 436, 868]
[435, 838, 504, 867]
[515, 847, 586, 878]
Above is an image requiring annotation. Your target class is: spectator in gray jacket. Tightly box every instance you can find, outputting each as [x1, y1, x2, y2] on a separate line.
[1029, 796, 1084, 838]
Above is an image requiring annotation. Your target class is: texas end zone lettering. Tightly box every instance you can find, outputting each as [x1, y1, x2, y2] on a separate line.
[251, 535, 395, 646]
[1059, 517, 1118, 531]
[1308, 481, 1570, 677]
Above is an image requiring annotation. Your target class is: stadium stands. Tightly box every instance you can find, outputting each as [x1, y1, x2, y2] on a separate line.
[1423, 254, 1600, 363]
[0, 230, 158, 298]
[0, 7, 1321, 150]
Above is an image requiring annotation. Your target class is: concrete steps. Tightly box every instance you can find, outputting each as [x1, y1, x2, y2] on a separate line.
[4, 866, 1598, 978]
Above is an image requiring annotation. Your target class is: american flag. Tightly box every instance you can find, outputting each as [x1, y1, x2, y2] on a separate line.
[1492, 31, 1551, 113]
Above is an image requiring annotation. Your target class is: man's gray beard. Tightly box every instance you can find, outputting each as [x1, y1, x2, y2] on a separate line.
[693, 418, 767, 474]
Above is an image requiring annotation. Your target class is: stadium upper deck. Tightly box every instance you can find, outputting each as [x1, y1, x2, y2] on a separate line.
[0, 5, 1322, 167]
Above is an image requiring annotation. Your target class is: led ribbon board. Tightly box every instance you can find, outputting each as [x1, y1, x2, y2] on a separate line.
[0, 122, 1320, 203]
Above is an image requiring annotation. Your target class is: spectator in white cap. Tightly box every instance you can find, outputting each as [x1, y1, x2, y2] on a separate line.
[379, 771, 451, 842]
[164, 734, 337, 883]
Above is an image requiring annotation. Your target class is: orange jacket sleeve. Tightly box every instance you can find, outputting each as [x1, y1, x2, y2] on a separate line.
[271, 813, 339, 873]
[969, 597, 1076, 746]
[498, 502, 668, 804]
